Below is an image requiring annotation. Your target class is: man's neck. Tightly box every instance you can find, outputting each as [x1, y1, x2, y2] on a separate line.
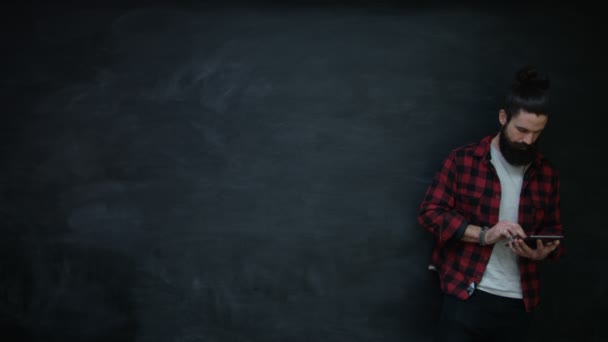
[491, 134, 500, 150]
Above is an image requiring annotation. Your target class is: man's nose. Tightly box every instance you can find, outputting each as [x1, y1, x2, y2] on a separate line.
[522, 134, 534, 145]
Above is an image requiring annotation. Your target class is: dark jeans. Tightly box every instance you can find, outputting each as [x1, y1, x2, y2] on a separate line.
[434, 290, 532, 342]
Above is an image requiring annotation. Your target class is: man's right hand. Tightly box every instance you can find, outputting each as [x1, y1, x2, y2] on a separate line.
[483, 220, 526, 245]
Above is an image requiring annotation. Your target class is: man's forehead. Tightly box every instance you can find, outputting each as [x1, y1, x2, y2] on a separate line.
[511, 110, 548, 129]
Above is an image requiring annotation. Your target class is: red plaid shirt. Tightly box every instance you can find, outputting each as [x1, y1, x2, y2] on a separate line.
[418, 134, 565, 312]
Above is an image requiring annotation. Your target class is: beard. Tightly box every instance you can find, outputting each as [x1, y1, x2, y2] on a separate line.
[498, 125, 539, 166]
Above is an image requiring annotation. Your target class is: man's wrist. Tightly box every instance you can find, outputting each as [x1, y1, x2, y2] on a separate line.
[479, 226, 489, 245]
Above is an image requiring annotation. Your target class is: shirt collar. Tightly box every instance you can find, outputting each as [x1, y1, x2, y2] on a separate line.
[473, 133, 544, 167]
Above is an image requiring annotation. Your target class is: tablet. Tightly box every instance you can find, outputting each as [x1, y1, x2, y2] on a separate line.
[505, 235, 564, 248]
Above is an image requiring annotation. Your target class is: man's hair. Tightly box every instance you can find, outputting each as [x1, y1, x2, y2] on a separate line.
[504, 65, 550, 121]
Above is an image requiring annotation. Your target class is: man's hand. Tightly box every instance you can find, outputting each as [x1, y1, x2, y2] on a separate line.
[507, 238, 560, 261]
[483, 220, 526, 245]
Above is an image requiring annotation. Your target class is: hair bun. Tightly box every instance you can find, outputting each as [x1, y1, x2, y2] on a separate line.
[514, 65, 550, 90]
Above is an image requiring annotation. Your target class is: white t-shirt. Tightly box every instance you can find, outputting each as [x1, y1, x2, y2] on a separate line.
[477, 144, 527, 299]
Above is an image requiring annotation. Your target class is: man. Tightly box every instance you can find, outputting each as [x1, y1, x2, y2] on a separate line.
[417, 65, 565, 342]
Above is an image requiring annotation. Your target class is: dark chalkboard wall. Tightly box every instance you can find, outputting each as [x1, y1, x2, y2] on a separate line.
[1, 1, 605, 341]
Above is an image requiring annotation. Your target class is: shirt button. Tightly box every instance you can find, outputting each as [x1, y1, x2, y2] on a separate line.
[467, 282, 476, 295]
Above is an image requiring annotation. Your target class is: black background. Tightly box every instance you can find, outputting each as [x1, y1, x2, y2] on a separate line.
[2, 1, 605, 341]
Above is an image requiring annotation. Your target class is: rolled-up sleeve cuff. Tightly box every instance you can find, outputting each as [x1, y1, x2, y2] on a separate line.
[452, 220, 469, 242]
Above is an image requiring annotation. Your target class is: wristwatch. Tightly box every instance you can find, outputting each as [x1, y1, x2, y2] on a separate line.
[479, 226, 489, 246]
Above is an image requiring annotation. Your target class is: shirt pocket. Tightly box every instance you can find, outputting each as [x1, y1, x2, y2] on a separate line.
[456, 189, 482, 223]
[522, 194, 546, 233]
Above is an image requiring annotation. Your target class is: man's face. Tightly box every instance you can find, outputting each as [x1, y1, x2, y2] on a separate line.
[499, 110, 548, 166]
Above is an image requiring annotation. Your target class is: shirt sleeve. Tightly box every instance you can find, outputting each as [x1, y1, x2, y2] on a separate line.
[417, 152, 469, 247]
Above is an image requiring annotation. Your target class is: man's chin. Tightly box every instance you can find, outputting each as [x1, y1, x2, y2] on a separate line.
[505, 153, 534, 166]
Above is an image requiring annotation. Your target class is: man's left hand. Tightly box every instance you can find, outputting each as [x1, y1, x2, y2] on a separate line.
[508, 238, 560, 261]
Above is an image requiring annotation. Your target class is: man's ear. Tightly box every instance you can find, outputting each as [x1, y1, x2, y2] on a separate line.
[499, 109, 507, 126]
